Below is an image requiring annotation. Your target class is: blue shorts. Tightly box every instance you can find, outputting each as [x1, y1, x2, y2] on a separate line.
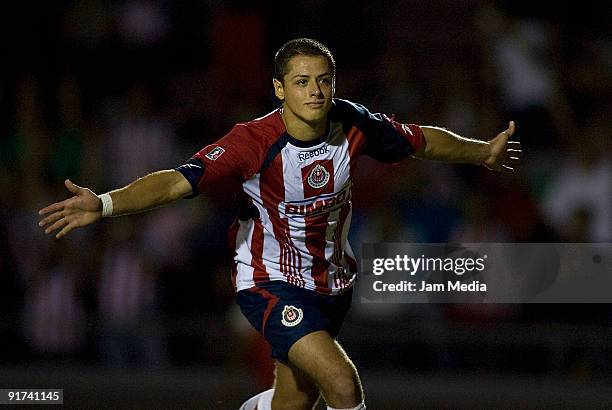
[236, 281, 353, 364]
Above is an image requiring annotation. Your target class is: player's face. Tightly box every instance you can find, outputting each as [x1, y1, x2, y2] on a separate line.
[274, 55, 334, 127]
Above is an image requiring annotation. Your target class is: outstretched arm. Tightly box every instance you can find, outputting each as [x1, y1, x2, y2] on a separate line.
[414, 121, 521, 171]
[38, 170, 192, 239]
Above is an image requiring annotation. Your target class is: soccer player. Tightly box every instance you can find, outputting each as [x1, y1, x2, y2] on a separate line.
[38, 38, 520, 409]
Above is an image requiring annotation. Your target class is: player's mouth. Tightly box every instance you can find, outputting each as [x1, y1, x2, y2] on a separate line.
[305, 101, 325, 108]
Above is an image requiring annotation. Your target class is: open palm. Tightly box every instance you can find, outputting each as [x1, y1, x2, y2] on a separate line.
[38, 179, 102, 239]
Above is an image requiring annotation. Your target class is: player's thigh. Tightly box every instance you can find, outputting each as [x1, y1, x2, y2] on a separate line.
[272, 360, 320, 409]
[287, 330, 360, 394]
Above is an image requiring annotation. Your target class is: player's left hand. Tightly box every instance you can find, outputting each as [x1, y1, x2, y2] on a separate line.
[483, 121, 521, 172]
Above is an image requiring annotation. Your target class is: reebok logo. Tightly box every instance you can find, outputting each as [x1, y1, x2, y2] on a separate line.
[297, 145, 330, 162]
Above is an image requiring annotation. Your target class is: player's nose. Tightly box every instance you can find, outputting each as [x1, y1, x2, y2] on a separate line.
[310, 83, 323, 97]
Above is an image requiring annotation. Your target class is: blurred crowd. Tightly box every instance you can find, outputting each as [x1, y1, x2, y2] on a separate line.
[1, 0, 611, 381]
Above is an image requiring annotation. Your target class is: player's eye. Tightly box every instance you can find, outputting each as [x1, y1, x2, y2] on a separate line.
[319, 78, 332, 86]
[296, 79, 307, 86]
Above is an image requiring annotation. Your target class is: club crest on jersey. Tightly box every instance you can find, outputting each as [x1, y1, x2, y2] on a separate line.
[205, 146, 225, 161]
[307, 164, 330, 189]
[281, 305, 303, 327]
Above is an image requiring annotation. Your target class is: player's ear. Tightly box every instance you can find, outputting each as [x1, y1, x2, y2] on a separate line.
[273, 78, 284, 101]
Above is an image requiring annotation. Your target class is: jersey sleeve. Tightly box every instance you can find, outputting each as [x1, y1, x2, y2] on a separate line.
[175, 124, 262, 198]
[341, 99, 425, 163]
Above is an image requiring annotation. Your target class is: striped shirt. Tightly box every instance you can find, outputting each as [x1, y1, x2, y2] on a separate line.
[177, 98, 424, 295]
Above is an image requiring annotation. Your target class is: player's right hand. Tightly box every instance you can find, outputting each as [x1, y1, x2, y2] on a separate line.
[38, 179, 102, 239]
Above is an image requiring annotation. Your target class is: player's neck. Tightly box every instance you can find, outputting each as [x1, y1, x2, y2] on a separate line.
[281, 108, 327, 142]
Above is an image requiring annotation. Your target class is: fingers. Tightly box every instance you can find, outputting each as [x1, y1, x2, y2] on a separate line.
[501, 148, 521, 170]
[38, 210, 65, 228]
[65, 179, 82, 195]
[39, 206, 79, 226]
[485, 122, 521, 173]
[507, 121, 516, 136]
[39, 181, 96, 239]
[499, 121, 516, 139]
[40, 212, 83, 239]
[38, 194, 80, 216]
[503, 157, 520, 167]
[56, 220, 78, 239]
[48, 218, 78, 239]
[38, 199, 70, 216]
[44, 216, 69, 235]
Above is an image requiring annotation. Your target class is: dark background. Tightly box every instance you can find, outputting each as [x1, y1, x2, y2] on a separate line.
[1, 1, 611, 408]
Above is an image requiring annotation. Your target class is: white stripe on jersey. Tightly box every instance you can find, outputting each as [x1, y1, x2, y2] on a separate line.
[234, 218, 255, 291]
[280, 146, 310, 288]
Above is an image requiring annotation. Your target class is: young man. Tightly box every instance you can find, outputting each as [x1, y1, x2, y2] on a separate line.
[39, 38, 520, 409]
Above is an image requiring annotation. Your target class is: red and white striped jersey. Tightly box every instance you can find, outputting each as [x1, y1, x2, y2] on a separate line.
[177, 99, 424, 295]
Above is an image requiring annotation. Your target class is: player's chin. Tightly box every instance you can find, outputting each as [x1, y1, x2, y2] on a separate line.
[305, 106, 330, 120]
[305, 113, 327, 124]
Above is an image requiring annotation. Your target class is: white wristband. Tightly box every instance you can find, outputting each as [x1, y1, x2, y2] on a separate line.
[99, 193, 113, 217]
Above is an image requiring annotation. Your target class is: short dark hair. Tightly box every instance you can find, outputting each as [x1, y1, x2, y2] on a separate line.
[273, 38, 336, 83]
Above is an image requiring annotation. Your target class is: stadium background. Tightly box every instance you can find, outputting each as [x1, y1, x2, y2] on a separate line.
[1, 1, 611, 408]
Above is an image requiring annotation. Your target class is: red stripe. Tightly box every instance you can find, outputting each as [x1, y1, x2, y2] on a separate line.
[301, 160, 334, 293]
[306, 215, 331, 294]
[249, 287, 279, 338]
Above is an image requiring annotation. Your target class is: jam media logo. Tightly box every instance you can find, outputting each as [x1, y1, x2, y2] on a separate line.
[281, 305, 303, 327]
[307, 164, 330, 189]
[205, 146, 225, 161]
